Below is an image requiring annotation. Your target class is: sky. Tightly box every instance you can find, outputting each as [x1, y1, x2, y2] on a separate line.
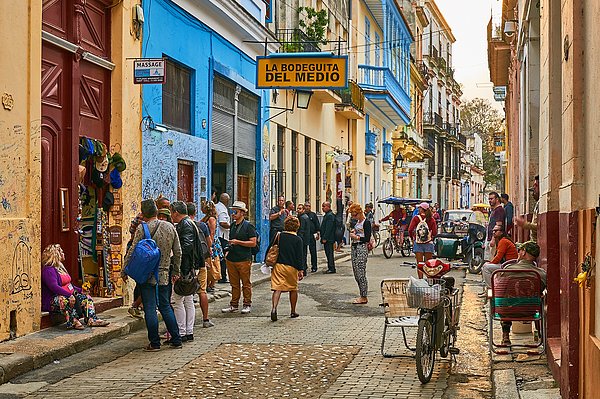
[435, 0, 503, 111]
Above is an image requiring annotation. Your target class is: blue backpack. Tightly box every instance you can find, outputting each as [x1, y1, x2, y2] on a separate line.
[124, 222, 161, 284]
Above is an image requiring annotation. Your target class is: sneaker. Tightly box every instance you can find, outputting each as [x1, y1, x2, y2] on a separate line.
[185, 334, 194, 341]
[203, 320, 215, 328]
[206, 287, 215, 294]
[217, 279, 229, 284]
[169, 343, 183, 349]
[193, 294, 199, 303]
[128, 307, 143, 319]
[241, 305, 252, 314]
[221, 306, 238, 313]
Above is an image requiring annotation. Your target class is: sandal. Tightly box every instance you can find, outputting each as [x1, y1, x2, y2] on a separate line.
[352, 298, 368, 304]
[72, 321, 85, 330]
[290, 312, 300, 318]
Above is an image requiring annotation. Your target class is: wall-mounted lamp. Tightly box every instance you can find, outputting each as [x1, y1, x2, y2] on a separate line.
[395, 153, 404, 169]
[503, 20, 517, 37]
[263, 89, 313, 123]
[296, 90, 313, 109]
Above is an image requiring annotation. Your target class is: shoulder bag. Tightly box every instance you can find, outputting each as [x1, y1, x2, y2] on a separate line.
[265, 232, 280, 268]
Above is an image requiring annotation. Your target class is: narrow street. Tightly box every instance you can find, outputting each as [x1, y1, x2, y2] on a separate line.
[1, 251, 493, 399]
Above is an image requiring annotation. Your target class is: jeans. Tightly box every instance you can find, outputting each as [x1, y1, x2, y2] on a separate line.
[139, 283, 181, 348]
[324, 241, 335, 271]
[308, 235, 318, 270]
[302, 244, 308, 272]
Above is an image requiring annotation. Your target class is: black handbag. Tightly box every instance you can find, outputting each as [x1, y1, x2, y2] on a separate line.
[173, 270, 199, 296]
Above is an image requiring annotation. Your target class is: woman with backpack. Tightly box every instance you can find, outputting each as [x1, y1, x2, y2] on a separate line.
[408, 202, 438, 278]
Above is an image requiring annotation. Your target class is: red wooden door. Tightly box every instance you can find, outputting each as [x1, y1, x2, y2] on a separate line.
[177, 162, 195, 203]
[42, 0, 111, 278]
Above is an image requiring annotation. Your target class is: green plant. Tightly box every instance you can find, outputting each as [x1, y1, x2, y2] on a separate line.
[298, 7, 328, 45]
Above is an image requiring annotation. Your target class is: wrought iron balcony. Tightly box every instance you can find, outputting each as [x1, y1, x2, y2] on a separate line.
[365, 131, 377, 157]
[382, 142, 392, 164]
[334, 80, 365, 113]
[276, 29, 321, 53]
[424, 112, 444, 130]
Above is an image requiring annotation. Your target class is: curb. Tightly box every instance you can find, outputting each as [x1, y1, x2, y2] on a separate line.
[493, 369, 520, 399]
[0, 314, 146, 385]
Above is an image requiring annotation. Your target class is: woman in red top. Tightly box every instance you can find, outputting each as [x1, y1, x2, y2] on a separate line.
[408, 202, 437, 277]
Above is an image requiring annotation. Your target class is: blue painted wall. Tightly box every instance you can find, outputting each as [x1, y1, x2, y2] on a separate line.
[142, 0, 271, 259]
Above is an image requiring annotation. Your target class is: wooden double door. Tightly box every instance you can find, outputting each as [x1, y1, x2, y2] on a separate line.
[41, 0, 112, 278]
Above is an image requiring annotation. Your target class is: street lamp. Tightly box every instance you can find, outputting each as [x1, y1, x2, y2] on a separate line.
[395, 153, 404, 169]
[296, 90, 313, 109]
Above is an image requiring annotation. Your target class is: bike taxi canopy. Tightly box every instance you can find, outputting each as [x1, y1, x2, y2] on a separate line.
[377, 197, 432, 206]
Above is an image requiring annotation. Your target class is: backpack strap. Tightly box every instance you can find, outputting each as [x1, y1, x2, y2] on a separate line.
[142, 222, 152, 239]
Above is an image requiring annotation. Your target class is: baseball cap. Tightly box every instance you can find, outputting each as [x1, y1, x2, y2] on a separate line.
[518, 241, 540, 258]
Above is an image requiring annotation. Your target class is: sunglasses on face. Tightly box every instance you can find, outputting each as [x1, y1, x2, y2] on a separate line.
[231, 210, 238, 215]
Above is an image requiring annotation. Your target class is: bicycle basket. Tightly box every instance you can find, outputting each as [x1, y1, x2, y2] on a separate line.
[406, 277, 446, 309]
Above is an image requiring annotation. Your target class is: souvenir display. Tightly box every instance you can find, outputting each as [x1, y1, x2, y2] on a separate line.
[77, 137, 127, 297]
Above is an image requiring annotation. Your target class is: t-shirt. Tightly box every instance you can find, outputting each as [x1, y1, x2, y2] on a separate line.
[226, 220, 257, 262]
[488, 206, 506, 241]
[269, 206, 286, 232]
[215, 202, 230, 240]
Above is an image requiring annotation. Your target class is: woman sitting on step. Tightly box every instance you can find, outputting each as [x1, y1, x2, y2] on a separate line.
[41, 244, 109, 330]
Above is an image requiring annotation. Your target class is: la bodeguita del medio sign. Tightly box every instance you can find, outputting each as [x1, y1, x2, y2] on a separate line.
[256, 55, 348, 89]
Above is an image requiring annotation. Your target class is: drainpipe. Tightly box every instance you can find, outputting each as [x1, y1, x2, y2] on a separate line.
[233, 85, 241, 201]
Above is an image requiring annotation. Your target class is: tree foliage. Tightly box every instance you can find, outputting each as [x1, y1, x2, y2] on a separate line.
[460, 98, 504, 188]
[460, 98, 503, 152]
[298, 7, 328, 45]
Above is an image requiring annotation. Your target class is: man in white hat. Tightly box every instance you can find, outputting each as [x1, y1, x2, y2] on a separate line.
[221, 201, 257, 314]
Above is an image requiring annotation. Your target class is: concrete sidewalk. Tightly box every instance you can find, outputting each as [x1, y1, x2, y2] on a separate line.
[461, 273, 560, 399]
[0, 249, 351, 385]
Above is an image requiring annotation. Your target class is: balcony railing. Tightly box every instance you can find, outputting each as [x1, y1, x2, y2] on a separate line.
[276, 29, 321, 53]
[382, 142, 392, 164]
[334, 80, 365, 113]
[424, 112, 444, 130]
[358, 65, 410, 113]
[416, 60, 430, 81]
[444, 122, 457, 137]
[365, 131, 377, 157]
[459, 133, 467, 146]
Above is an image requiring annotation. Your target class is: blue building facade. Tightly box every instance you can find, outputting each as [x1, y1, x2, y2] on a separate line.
[141, 0, 276, 258]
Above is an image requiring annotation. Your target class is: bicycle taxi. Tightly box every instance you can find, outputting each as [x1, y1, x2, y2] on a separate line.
[377, 197, 432, 258]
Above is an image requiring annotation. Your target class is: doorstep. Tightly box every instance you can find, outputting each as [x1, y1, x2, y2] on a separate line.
[40, 296, 123, 329]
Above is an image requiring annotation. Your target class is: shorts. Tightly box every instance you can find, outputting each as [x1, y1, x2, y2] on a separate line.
[413, 242, 435, 254]
[197, 267, 207, 293]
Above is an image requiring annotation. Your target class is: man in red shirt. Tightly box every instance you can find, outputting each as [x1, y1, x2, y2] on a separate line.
[479, 226, 518, 296]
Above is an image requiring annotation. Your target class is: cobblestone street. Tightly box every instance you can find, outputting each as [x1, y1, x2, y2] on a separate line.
[3, 251, 490, 399]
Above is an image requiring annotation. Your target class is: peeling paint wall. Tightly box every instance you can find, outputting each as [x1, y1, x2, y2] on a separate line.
[0, 0, 42, 340]
[109, 0, 143, 303]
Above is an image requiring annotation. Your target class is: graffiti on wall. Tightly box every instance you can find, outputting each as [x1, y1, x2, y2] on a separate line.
[11, 238, 32, 297]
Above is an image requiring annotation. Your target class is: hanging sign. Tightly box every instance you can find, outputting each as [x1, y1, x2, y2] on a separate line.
[256, 55, 348, 89]
[133, 58, 166, 84]
[404, 162, 425, 169]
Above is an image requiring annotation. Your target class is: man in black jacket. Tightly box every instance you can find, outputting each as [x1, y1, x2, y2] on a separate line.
[304, 202, 320, 272]
[171, 201, 200, 342]
[296, 204, 311, 276]
[320, 201, 336, 273]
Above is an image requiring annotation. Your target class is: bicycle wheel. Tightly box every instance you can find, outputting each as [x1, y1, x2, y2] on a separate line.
[401, 237, 412, 257]
[416, 316, 436, 384]
[373, 231, 381, 248]
[383, 238, 394, 259]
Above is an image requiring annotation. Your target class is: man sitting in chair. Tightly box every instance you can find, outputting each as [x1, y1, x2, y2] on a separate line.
[497, 241, 546, 346]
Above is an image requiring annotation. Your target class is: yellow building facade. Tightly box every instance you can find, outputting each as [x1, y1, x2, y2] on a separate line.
[0, 0, 142, 341]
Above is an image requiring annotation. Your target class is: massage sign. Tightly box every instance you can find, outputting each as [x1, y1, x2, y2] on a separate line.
[256, 55, 348, 89]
